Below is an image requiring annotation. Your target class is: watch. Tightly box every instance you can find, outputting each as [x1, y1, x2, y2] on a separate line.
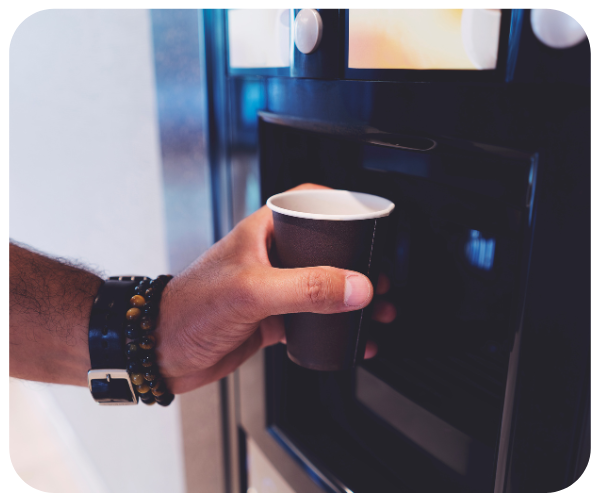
[87, 276, 147, 405]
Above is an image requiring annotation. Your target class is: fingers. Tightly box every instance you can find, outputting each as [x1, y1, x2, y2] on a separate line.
[235, 184, 334, 266]
[365, 274, 394, 362]
[376, 274, 391, 295]
[169, 327, 379, 395]
[372, 300, 396, 324]
[286, 183, 331, 192]
[364, 340, 378, 359]
[245, 183, 331, 232]
[239, 205, 274, 240]
[250, 265, 374, 318]
[244, 184, 331, 241]
[258, 315, 285, 347]
[278, 337, 377, 359]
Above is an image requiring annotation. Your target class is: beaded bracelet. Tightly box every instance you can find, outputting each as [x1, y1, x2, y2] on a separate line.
[124, 275, 175, 406]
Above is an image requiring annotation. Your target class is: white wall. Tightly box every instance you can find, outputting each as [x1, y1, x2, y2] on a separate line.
[10, 10, 185, 492]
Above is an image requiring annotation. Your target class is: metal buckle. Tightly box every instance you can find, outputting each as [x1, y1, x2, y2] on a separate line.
[87, 368, 137, 405]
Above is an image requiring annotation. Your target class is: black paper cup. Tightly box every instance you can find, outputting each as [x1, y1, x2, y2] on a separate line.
[267, 189, 395, 371]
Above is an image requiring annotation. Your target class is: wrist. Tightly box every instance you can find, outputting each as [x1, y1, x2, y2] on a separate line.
[153, 278, 180, 382]
[9, 242, 102, 387]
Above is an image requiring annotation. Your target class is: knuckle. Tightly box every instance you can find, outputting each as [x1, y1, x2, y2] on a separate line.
[300, 269, 332, 307]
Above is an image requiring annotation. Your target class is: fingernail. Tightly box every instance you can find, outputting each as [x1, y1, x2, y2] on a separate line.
[344, 275, 371, 307]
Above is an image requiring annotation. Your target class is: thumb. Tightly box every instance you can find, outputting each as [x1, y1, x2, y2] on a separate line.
[255, 266, 374, 317]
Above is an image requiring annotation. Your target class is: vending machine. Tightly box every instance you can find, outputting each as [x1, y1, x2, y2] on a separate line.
[151, 9, 590, 492]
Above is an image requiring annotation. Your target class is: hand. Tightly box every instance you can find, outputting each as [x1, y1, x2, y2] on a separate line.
[156, 184, 396, 394]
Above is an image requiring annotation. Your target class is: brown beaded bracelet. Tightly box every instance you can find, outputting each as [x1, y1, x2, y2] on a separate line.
[124, 275, 175, 406]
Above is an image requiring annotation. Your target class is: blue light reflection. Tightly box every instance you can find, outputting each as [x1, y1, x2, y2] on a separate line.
[241, 81, 264, 127]
[465, 230, 495, 270]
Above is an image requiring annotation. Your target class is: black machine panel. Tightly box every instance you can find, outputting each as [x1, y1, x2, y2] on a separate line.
[258, 120, 536, 492]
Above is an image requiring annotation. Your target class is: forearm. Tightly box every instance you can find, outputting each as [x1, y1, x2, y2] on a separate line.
[9, 242, 103, 387]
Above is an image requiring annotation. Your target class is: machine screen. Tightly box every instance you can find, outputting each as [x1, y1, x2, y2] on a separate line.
[348, 9, 501, 70]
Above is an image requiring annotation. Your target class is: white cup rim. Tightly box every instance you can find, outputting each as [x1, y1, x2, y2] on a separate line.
[266, 189, 395, 221]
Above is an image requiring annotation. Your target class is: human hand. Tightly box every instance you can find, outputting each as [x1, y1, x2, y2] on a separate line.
[156, 184, 396, 394]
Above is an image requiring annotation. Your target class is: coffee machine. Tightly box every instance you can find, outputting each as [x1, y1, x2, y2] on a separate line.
[151, 9, 590, 492]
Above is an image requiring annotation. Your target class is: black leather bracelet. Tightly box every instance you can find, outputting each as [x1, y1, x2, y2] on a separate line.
[87, 277, 148, 405]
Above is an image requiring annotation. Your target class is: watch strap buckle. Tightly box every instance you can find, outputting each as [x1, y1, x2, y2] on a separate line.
[88, 368, 137, 405]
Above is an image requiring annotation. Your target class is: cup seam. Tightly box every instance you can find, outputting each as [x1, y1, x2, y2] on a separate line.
[352, 218, 378, 365]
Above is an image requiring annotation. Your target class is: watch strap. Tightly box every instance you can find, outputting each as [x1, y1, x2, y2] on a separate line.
[88, 277, 146, 404]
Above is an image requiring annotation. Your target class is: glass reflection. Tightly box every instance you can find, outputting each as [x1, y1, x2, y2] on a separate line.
[240, 80, 264, 129]
[465, 230, 495, 270]
[230, 78, 266, 224]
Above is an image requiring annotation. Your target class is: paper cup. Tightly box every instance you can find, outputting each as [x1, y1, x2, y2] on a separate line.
[267, 189, 395, 371]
